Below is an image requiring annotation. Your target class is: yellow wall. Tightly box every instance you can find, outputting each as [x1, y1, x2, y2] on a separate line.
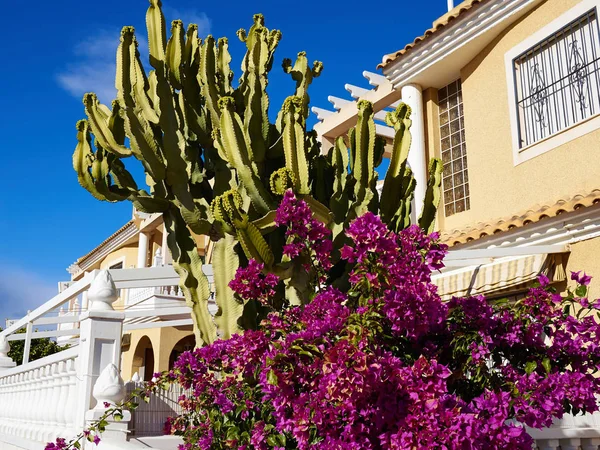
[441, 0, 600, 232]
[121, 326, 195, 381]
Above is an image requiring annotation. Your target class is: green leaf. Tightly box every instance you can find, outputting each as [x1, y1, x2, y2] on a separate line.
[525, 361, 537, 374]
[576, 285, 588, 298]
[542, 357, 551, 374]
[267, 369, 278, 386]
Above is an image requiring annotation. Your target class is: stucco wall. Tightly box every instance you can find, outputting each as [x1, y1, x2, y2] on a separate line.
[444, 0, 600, 232]
[121, 327, 194, 381]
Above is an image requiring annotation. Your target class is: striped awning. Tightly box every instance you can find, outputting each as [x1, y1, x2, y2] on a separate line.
[432, 253, 567, 300]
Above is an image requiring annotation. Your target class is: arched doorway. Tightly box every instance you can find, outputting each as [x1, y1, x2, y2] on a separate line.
[132, 336, 155, 381]
[169, 335, 195, 369]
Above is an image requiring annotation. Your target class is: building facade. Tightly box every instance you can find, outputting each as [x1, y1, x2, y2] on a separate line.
[315, 0, 600, 302]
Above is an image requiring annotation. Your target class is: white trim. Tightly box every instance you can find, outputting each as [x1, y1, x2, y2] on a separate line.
[384, 0, 543, 85]
[76, 221, 139, 272]
[453, 204, 600, 250]
[504, 0, 600, 165]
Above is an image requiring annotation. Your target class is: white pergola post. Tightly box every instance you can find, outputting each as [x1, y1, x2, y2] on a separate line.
[137, 231, 149, 268]
[401, 83, 427, 220]
[161, 222, 172, 265]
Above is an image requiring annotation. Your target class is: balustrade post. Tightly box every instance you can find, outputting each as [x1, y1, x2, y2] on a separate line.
[75, 270, 125, 431]
[85, 363, 131, 448]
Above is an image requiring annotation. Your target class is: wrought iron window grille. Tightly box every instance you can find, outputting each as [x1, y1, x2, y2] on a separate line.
[513, 9, 600, 148]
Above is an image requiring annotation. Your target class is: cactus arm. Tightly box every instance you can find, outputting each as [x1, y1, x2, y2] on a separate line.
[212, 190, 275, 267]
[164, 210, 216, 346]
[116, 27, 166, 182]
[282, 96, 310, 195]
[283, 52, 323, 122]
[83, 94, 131, 157]
[217, 97, 274, 215]
[131, 40, 160, 125]
[166, 20, 185, 90]
[213, 235, 242, 339]
[73, 120, 107, 201]
[329, 137, 351, 240]
[146, 0, 167, 68]
[236, 219, 275, 268]
[390, 167, 416, 233]
[108, 101, 126, 145]
[198, 36, 221, 125]
[380, 103, 413, 224]
[252, 210, 278, 233]
[216, 38, 233, 96]
[347, 100, 377, 219]
[418, 158, 443, 234]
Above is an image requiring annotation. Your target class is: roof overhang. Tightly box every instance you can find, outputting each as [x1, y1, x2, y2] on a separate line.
[383, 0, 544, 90]
[74, 220, 139, 274]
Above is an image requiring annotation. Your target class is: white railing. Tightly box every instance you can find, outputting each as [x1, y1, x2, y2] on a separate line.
[125, 380, 190, 437]
[0, 265, 214, 365]
[0, 266, 214, 449]
[531, 412, 600, 449]
[126, 284, 183, 307]
[0, 347, 80, 445]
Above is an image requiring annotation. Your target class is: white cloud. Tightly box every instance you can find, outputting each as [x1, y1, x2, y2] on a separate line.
[56, 29, 123, 105]
[57, 8, 210, 105]
[0, 265, 58, 322]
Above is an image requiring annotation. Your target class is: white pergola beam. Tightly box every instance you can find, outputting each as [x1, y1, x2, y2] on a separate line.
[375, 124, 395, 139]
[328, 96, 353, 111]
[374, 110, 388, 122]
[363, 71, 388, 87]
[314, 73, 400, 139]
[311, 107, 334, 121]
[345, 84, 370, 99]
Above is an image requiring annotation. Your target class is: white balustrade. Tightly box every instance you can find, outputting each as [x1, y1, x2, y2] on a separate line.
[0, 267, 215, 449]
[0, 347, 80, 444]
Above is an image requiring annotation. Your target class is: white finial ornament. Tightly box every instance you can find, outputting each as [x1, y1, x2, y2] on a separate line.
[88, 270, 118, 311]
[0, 335, 9, 358]
[93, 363, 125, 409]
[0, 335, 16, 369]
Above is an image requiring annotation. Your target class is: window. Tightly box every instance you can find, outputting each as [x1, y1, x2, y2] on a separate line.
[513, 9, 600, 148]
[439, 79, 470, 217]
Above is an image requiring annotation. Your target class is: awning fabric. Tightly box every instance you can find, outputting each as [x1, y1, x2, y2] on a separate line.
[432, 253, 567, 300]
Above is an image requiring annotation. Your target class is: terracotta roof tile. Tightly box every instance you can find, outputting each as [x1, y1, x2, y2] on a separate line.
[378, 0, 487, 69]
[441, 190, 600, 246]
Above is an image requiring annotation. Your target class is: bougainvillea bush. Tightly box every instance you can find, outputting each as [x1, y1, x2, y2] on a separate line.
[158, 191, 600, 449]
[49, 191, 600, 450]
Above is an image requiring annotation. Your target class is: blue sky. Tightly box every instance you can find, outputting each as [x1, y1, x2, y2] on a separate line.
[0, 0, 447, 318]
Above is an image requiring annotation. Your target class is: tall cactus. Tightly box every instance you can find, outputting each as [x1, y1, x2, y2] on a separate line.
[73, 0, 443, 346]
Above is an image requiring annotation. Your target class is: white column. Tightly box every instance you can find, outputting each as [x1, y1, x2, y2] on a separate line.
[401, 83, 427, 222]
[161, 222, 172, 265]
[137, 231, 149, 268]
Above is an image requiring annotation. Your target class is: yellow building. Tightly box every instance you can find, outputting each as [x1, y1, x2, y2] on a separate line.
[66, 210, 210, 381]
[315, 0, 600, 302]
